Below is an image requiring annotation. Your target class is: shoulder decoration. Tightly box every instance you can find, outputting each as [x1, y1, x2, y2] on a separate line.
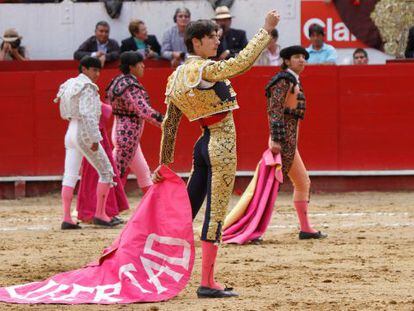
[108, 74, 141, 98]
[265, 71, 297, 98]
[183, 58, 214, 88]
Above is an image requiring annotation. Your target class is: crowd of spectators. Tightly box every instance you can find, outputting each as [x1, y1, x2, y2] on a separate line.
[3, 4, 410, 66]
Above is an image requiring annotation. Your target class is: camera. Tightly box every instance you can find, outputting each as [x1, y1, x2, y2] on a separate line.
[9, 39, 21, 49]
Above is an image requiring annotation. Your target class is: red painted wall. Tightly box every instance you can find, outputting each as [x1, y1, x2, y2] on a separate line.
[0, 62, 413, 176]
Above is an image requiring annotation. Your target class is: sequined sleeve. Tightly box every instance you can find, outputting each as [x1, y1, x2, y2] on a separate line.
[268, 79, 291, 143]
[160, 103, 182, 164]
[78, 85, 102, 143]
[123, 85, 163, 127]
[202, 28, 271, 82]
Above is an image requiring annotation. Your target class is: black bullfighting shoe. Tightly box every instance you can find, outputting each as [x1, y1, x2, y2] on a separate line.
[299, 231, 328, 240]
[61, 221, 81, 230]
[110, 216, 124, 225]
[92, 217, 118, 227]
[196, 286, 239, 298]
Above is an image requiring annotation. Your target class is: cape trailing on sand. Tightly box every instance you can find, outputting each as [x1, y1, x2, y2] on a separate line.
[0, 166, 195, 304]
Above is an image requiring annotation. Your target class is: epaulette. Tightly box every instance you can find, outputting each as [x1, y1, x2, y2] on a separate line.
[265, 71, 297, 98]
[183, 58, 214, 88]
[108, 74, 140, 97]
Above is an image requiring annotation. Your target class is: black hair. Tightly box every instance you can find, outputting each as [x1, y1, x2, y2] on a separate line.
[78, 56, 102, 73]
[308, 23, 324, 37]
[270, 28, 278, 39]
[353, 48, 368, 58]
[119, 51, 144, 74]
[281, 61, 288, 70]
[173, 7, 191, 23]
[184, 20, 219, 53]
[95, 21, 110, 30]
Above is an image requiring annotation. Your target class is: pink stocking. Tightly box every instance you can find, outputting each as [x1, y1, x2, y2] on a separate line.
[294, 201, 317, 233]
[201, 241, 224, 290]
[61, 186, 75, 224]
[95, 182, 111, 222]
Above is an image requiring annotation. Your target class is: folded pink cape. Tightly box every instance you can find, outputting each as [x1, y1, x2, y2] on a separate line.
[77, 103, 129, 221]
[0, 166, 195, 304]
[222, 149, 283, 244]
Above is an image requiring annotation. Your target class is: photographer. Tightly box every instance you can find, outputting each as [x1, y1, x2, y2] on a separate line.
[0, 29, 28, 61]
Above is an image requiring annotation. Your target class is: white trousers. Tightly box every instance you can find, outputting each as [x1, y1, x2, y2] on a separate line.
[62, 120, 114, 187]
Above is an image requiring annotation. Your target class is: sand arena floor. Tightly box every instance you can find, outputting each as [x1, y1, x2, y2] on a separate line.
[0, 191, 413, 311]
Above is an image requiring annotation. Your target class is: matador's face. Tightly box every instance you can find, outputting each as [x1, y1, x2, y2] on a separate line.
[286, 54, 306, 74]
[194, 31, 220, 58]
[82, 67, 101, 83]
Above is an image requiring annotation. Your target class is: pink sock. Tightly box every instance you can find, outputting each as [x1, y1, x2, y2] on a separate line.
[95, 182, 111, 222]
[294, 201, 317, 233]
[61, 186, 75, 224]
[201, 241, 224, 290]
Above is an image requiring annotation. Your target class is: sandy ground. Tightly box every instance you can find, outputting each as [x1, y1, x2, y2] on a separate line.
[0, 191, 413, 311]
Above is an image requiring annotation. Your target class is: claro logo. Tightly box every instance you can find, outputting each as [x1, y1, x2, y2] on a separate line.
[301, 1, 365, 48]
[303, 18, 357, 42]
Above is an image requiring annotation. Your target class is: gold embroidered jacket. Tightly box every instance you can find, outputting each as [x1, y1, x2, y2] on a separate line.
[160, 28, 271, 164]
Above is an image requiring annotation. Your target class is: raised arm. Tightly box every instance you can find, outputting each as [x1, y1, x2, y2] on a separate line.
[202, 10, 280, 82]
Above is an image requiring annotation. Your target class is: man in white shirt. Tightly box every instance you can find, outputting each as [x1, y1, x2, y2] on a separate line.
[55, 56, 117, 229]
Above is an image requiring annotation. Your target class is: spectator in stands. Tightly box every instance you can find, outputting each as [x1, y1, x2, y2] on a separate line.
[161, 7, 191, 67]
[0, 28, 28, 61]
[306, 24, 337, 65]
[255, 28, 281, 66]
[353, 48, 369, 65]
[405, 26, 414, 58]
[120, 19, 161, 59]
[74, 21, 120, 66]
[213, 6, 247, 60]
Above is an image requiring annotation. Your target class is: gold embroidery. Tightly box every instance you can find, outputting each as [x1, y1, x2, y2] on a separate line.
[163, 28, 270, 122]
[166, 58, 239, 121]
[371, 0, 414, 57]
[160, 103, 182, 164]
[202, 28, 271, 82]
[205, 113, 237, 241]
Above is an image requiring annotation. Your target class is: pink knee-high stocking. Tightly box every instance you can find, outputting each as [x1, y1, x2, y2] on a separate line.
[201, 241, 224, 290]
[294, 201, 317, 233]
[95, 182, 111, 222]
[61, 186, 75, 224]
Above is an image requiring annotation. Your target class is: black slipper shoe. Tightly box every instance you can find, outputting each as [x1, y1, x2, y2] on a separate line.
[93, 217, 118, 227]
[61, 221, 81, 230]
[196, 286, 239, 298]
[299, 231, 327, 240]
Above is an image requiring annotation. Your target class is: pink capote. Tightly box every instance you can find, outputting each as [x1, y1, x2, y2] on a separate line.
[76, 103, 129, 221]
[0, 166, 195, 304]
[222, 149, 283, 244]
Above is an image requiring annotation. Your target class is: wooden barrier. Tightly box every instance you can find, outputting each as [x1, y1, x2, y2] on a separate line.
[0, 62, 414, 178]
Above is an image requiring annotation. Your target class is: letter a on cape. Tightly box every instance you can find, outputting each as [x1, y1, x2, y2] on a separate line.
[0, 166, 195, 304]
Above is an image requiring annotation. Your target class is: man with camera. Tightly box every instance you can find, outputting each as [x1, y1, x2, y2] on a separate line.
[0, 28, 28, 61]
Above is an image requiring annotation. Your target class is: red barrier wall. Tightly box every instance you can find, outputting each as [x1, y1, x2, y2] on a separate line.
[0, 63, 413, 176]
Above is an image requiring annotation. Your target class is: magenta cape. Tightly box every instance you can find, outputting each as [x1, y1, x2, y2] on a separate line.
[0, 166, 195, 304]
[76, 104, 129, 221]
[222, 149, 283, 244]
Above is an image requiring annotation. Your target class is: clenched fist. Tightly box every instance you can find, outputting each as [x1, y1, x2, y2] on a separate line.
[264, 10, 281, 34]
